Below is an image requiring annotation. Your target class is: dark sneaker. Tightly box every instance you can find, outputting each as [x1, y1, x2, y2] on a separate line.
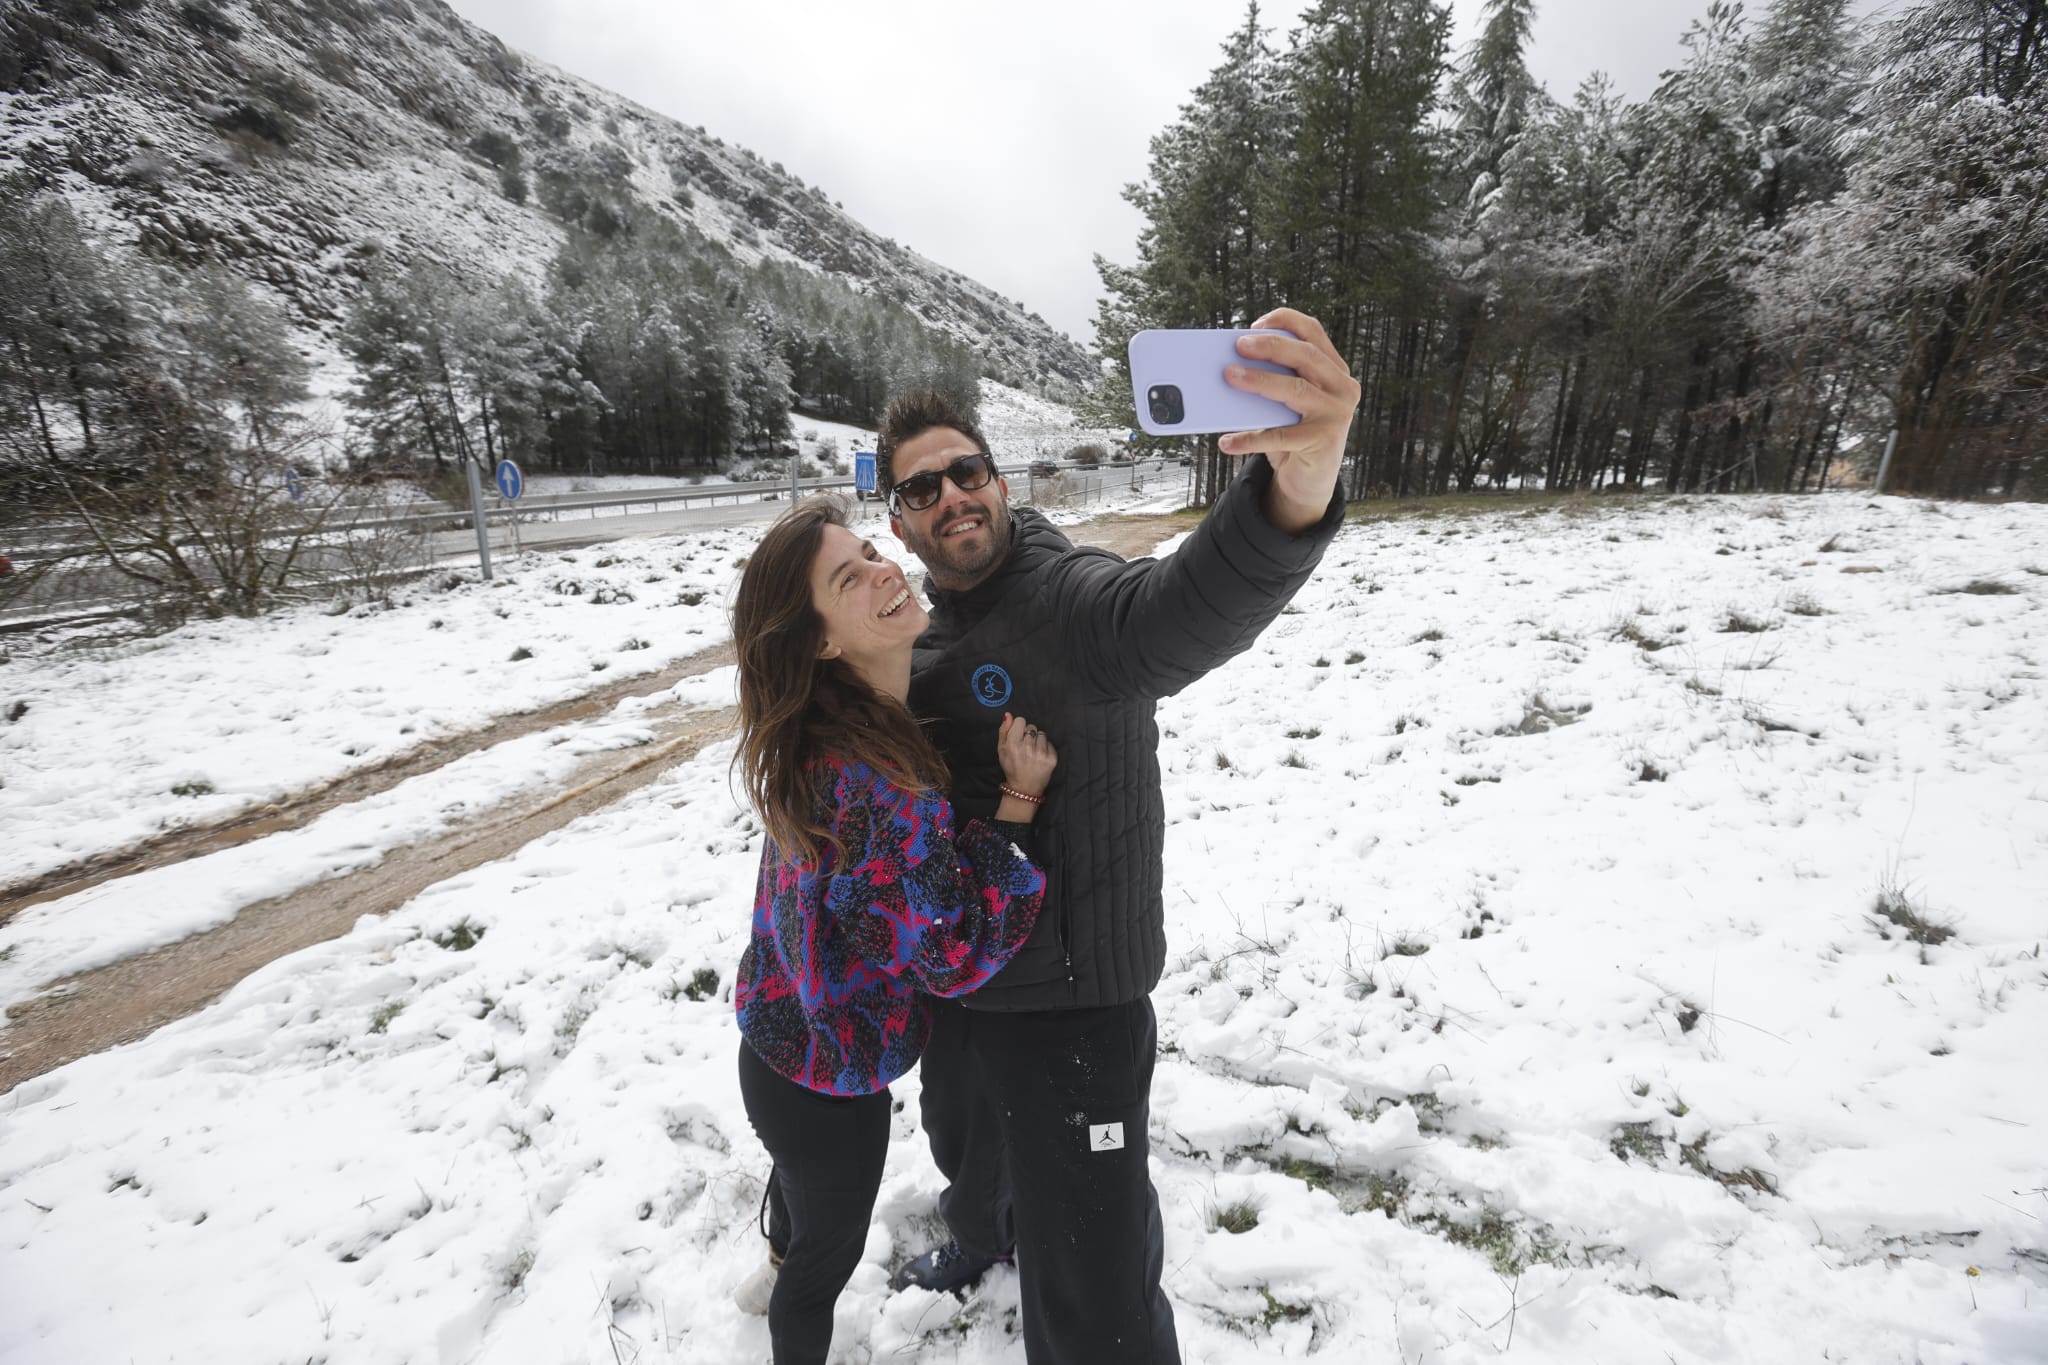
[890, 1240, 1010, 1293]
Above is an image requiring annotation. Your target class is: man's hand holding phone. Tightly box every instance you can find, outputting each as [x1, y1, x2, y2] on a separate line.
[1219, 309, 1361, 534]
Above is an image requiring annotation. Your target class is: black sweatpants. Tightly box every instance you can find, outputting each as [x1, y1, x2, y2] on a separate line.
[737, 1040, 892, 1365]
[919, 997, 1179, 1364]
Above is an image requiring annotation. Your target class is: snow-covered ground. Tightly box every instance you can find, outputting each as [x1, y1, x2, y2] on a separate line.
[2, 492, 2045, 1365]
[785, 414, 880, 475]
[978, 379, 1127, 459]
[0, 473, 1186, 1005]
[0, 379, 1133, 899]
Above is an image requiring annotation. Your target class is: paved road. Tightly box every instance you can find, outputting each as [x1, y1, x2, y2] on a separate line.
[441, 463, 1189, 561]
[2, 463, 1193, 626]
[430, 494, 796, 560]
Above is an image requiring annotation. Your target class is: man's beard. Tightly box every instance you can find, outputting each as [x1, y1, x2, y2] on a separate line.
[906, 501, 1012, 591]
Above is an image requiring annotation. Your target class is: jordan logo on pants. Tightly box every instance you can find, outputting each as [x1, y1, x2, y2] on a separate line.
[1089, 1122, 1125, 1151]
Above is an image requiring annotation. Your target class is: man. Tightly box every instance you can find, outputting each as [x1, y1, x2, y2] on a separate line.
[881, 309, 1359, 1364]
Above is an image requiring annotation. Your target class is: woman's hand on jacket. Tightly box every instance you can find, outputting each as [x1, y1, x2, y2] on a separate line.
[996, 712, 1057, 813]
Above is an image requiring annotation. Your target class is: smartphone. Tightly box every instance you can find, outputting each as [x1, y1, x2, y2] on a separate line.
[1128, 328, 1303, 437]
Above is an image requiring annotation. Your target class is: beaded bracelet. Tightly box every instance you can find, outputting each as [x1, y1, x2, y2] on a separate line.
[998, 784, 1044, 806]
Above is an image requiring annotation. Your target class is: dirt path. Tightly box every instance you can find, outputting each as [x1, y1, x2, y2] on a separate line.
[1075, 512, 1197, 560]
[0, 703, 736, 1093]
[0, 640, 739, 919]
[0, 512, 1187, 1093]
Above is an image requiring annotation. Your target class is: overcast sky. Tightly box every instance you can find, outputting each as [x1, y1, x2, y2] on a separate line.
[443, 0, 1889, 351]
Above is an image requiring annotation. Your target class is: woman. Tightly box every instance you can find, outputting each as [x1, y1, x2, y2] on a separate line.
[728, 497, 1055, 1365]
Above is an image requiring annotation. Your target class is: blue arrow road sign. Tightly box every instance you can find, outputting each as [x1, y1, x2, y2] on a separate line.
[285, 468, 305, 501]
[494, 460, 524, 500]
[854, 451, 877, 494]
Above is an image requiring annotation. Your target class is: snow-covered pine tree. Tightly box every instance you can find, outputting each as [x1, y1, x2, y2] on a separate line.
[1748, 0, 1864, 228]
[0, 179, 137, 475]
[145, 265, 311, 463]
[1434, 0, 1545, 491]
[1268, 0, 1452, 497]
[341, 263, 556, 478]
[339, 264, 468, 472]
[1769, 0, 2048, 493]
[1449, 0, 1540, 243]
[1737, 0, 1868, 490]
[1618, 2, 1760, 494]
[1092, 2, 1285, 502]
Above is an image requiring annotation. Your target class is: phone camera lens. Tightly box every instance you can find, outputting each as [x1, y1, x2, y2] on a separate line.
[1147, 384, 1184, 426]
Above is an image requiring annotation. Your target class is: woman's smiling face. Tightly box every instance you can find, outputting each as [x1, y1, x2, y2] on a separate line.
[809, 522, 927, 675]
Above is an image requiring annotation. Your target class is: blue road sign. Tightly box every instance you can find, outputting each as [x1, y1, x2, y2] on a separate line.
[854, 451, 877, 494]
[1126, 429, 1139, 444]
[494, 460, 524, 500]
[285, 468, 305, 501]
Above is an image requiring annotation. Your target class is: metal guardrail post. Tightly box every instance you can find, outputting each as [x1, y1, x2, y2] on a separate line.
[1873, 429, 1900, 495]
[465, 459, 493, 581]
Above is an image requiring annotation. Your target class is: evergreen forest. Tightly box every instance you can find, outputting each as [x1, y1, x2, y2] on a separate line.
[1091, 0, 2045, 504]
[0, 184, 984, 503]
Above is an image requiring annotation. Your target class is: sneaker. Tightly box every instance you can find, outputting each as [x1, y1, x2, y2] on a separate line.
[733, 1256, 780, 1315]
[890, 1240, 1010, 1294]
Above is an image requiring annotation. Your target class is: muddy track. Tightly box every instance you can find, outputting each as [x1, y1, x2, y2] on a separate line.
[0, 641, 738, 920]
[0, 703, 737, 1093]
[0, 513, 1186, 1092]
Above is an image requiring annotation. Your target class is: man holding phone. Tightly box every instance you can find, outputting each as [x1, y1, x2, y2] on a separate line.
[879, 309, 1359, 1363]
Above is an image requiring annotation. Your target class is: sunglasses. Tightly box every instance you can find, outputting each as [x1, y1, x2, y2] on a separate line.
[889, 453, 998, 513]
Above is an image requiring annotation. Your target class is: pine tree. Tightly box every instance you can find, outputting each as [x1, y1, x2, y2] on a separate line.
[1270, 0, 1452, 494]
[1613, 3, 1774, 492]
[0, 177, 136, 474]
[443, 276, 559, 470]
[1748, 0, 1864, 228]
[1733, 0, 1869, 488]
[147, 266, 309, 455]
[1786, 0, 2046, 491]
[1889, 0, 2046, 104]
[1087, 5, 1286, 495]
[339, 263, 466, 469]
[1434, 0, 1545, 490]
[1449, 0, 1540, 241]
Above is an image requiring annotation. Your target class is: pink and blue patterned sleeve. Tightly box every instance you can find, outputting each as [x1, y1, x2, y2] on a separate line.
[781, 762, 1045, 1009]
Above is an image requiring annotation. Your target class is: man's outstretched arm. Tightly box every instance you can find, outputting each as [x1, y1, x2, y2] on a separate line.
[1217, 308, 1363, 534]
[1051, 307, 1359, 700]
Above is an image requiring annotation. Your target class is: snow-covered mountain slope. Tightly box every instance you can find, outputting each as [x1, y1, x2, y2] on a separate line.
[0, 0, 1093, 389]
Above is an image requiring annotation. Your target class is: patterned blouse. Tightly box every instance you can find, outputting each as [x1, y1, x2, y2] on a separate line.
[734, 757, 1045, 1096]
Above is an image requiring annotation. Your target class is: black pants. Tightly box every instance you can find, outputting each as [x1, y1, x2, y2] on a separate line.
[737, 1040, 891, 1365]
[919, 997, 1180, 1364]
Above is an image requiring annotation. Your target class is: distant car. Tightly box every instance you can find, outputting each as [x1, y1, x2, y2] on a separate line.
[1178, 456, 1194, 467]
[1028, 460, 1059, 478]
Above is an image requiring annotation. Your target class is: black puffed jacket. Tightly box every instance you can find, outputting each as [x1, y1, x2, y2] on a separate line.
[908, 455, 1343, 1012]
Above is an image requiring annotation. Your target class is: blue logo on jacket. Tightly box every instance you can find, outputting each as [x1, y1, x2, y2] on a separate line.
[971, 664, 1013, 708]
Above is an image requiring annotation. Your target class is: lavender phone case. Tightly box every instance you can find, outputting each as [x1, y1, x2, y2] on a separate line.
[1128, 328, 1303, 437]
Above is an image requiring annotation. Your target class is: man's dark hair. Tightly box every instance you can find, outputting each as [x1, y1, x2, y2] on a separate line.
[877, 390, 990, 489]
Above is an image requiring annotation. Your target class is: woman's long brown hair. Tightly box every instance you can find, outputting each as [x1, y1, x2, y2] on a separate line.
[732, 496, 948, 867]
